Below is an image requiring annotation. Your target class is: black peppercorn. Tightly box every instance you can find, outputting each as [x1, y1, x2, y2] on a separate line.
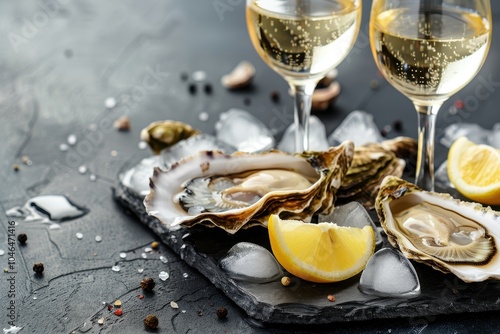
[216, 306, 228, 319]
[144, 314, 159, 330]
[18, 233, 28, 244]
[188, 83, 197, 94]
[393, 119, 403, 132]
[270, 91, 280, 103]
[204, 83, 212, 94]
[140, 277, 156, 292]
[33, 262, 44, 274]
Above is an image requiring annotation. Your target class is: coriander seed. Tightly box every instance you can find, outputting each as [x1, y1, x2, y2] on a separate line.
[33, 262, 44, 274]
[216, 306, 228, 319]
[141, 277, 156, 292]
[144, 314, 159, 330]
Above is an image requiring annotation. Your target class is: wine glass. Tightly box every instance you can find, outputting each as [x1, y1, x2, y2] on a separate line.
[246, 0, 362, 152]
[369, 0, 492, 190]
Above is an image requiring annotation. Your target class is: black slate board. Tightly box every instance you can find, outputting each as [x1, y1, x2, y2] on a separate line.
[113, 179, 500, 325]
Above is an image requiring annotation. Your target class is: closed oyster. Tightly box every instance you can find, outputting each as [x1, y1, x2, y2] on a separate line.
[144, 142, 354, 234]
[376, 176, 500, 283]
[141, 120, 200, 154]
[337, 137, 416, 209]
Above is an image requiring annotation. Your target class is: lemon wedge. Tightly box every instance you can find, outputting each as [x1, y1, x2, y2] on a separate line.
[447, 137, 500, 205]
[268, 215, 375, 283]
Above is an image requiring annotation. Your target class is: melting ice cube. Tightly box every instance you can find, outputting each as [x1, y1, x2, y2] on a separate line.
[119, 156, 162, 197]
[6, 195, 89, 223]
[440, 123, 491, 148]
[160, 134, 235, 167]
[215, 109, 275, 153]
[277, 116, 330, 153]
[319, 202, 383, 246]
[219, 242, 283, 283]
[328, 111, 383, 147]
[490, 123, 500, 149]
[359, 248, 420, 298]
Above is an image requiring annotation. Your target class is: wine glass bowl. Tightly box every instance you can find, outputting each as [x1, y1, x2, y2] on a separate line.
[246, 0, 362, 152]
[369, 0, 492, 190]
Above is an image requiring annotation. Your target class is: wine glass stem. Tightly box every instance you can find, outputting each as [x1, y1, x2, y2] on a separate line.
[292, 83, 316, 152]
[414, 104, 441, 191]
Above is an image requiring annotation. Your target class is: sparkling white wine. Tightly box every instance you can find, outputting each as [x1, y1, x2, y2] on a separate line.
[370, 7, 490, 105]
[247, 0, 360, 84]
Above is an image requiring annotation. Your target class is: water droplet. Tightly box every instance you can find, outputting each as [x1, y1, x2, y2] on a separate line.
[33, 296, 37, 300]
[181, 310, 186, 313]
[192, 71, 206, 81]
[59, 143, 69, 151]
[119, 252, 127, 258]
[67, 134, 77, 146]
[76, 232, 83, 239]
[104, 97, 117, 109]
[0, 249, 4, 256]
[160, 256, 168, 263]
[138, 141, 148, 150]
[110, 150, 118, 157]
[49, 223, 61, 230]
[159, 271, 169, 281]
[95, 235, 102, 242]
[141, 253, 147, 259]
[78, 165, 87, 174]
[111, 265, 120, 272]
[144, 247, 153, 253]
[198, 112, 209, 122]
[138, 268, 144, 273]
[182, 273, 189, 278]
[89, 174, 96, 181]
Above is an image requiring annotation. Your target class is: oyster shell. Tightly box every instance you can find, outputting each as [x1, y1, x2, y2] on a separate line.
[376, 176, 500, 282]
[337, 137, 417, 209]
[144, 142, 354, 234]
[140, 120, 200, 154]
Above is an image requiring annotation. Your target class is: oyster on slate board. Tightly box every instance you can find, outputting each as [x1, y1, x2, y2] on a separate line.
[376, 176, 500, 283]
[145, 141, 354, 234]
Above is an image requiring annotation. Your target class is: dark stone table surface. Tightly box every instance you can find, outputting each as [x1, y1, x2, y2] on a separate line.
[1, 1, 500, 333]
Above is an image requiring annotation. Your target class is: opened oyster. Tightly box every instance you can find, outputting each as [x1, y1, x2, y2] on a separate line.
[337, 137, 417, 209]
[376, 176, 500, 282]
[145, 141, 354, 234]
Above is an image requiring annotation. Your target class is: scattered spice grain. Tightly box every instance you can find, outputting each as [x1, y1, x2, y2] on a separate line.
[144, 314, 159, 330]
[17, 233, 28, 244]
[33, 262, 44, 274]
[216, 306, 228, 319]
[140, 277, 156, 292]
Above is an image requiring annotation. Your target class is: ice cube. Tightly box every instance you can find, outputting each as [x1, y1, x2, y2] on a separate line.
[120, 156, 162, 197]
[277, 116, 330, 153]
[319, 202, 383, 247]
[215, 109, 275, 153]
[359, 248, 420, 297]
[219, 242, 283, 283]
[160, 134, 235, 167]
[440, 123, 491, 147]
[328, 111, 383, 147]
[489, 123, 500, 149]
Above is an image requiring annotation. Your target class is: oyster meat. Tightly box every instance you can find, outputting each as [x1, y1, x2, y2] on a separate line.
[145, 142, 354, 234]
[376, 176, 500, 282]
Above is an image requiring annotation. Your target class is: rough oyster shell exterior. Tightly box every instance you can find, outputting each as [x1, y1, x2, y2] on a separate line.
[144, 142, 354, 234]
[376, 176, 500, 282]
[337, 137, 417, 209]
